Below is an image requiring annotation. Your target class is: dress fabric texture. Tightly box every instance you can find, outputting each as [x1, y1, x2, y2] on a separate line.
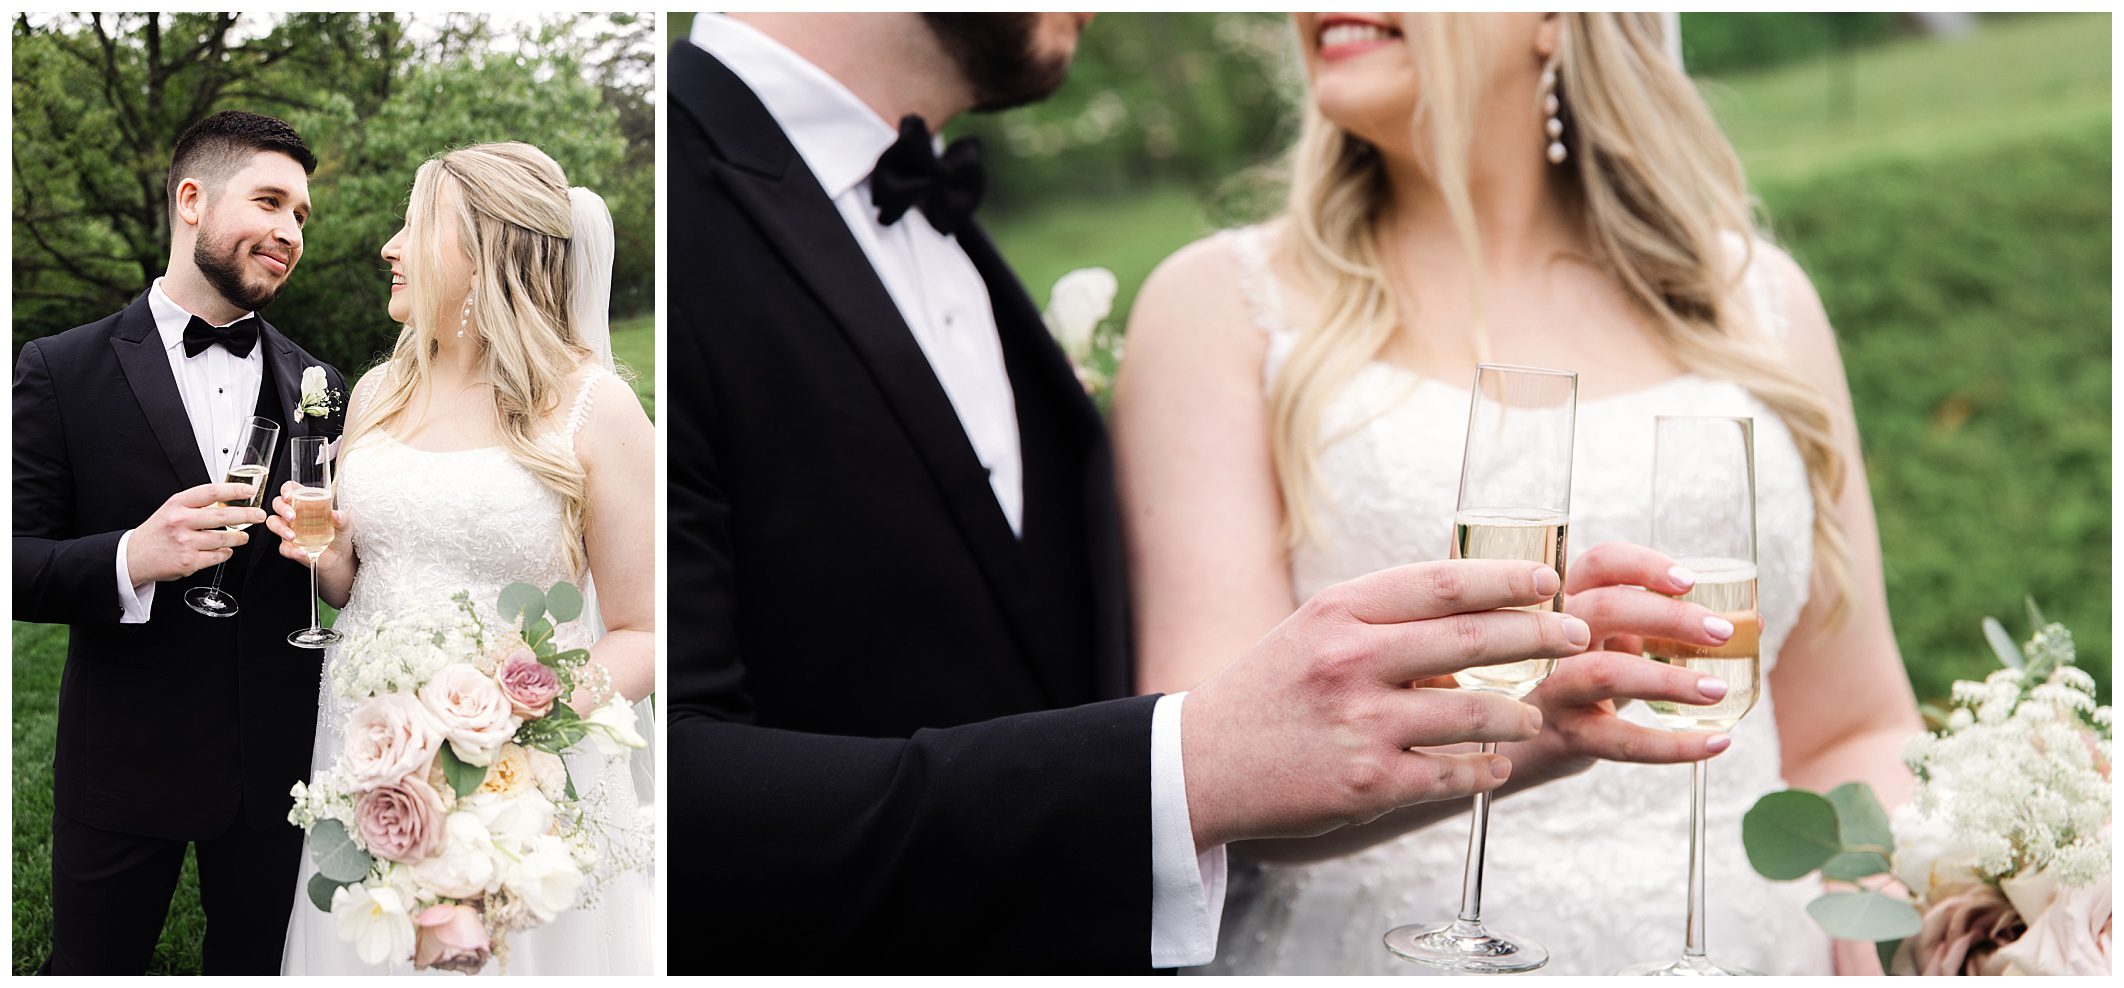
[282, 372, 652, 975]
[1191, 226, 1833, 976]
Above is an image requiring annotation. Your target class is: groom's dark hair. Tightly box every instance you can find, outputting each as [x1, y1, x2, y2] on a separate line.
[165, 110, 316, 220]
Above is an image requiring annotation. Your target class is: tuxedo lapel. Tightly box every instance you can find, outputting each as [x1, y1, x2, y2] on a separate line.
[674, 43, 1054, 693]
[108, 293, 212, 489]
[259, 322, 307, 440]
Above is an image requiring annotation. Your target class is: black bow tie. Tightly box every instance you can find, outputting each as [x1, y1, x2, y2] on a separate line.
[181, 315, 261, 358]
[871, 115, 985, 237]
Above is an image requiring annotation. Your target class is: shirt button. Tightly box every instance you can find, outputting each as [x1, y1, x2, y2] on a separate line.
[218, 387, 224, 394]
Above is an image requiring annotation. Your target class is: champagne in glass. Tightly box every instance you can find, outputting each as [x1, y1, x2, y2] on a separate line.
[184, 416, 280, 617]
[1387, 364, 1577, 974]
[1621, 416, 1761, 977]
[286, 436, 342, 648]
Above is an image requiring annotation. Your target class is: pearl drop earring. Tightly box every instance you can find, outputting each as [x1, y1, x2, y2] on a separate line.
[1541, 63, 1567, 165]
[458, 295, 473, 339]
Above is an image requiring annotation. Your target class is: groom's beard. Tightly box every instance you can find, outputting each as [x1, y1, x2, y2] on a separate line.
[922, 13, 1072, 113]
[194, 224, 287, 313]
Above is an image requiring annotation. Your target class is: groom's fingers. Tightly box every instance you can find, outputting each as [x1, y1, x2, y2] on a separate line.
[196, 505, 267, 530]
[1394, 750, 1512, 804]
[1328, 559, 1559, 626]
[1388, 688, 1540, 748]
[1368, 607, 1589, 684]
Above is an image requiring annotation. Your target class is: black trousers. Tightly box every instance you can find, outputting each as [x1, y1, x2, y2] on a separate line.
[43, 807, 305, 974]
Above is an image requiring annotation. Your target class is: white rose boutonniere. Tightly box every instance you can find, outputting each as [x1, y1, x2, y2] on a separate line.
[1041, 267, 1120, 399]
[297, 365, 341, 419]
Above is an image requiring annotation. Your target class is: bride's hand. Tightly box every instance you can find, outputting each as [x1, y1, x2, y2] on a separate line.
[266, 481, 353, 576]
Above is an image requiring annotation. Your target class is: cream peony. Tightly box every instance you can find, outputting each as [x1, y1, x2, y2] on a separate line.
[507, 834, 587, 923]
[468, 787, 557, 848]
[340, 693, 444, 790]
[331, 882, 416, 966]
[417, 663, 522, 767]
[405, 811, 503, 899]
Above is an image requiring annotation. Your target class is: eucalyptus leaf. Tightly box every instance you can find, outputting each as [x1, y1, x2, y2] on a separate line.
[1743, 790, 1842, 880]
[499, 582, 546, 628]
[440, 745, 486, 799]
[1983, 616, 2024, 669]
[546, 581, 584, 623]
[1822, 782, 1895, 881]
[1807, 891, 1922, 941]
[527, 618, 555, 649]
[307, 872, 352, 913]
[310, 819, 375, 883]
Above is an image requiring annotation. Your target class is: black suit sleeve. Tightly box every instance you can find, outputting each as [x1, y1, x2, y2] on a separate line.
[13, 339, 127, 625]
[665, 296, 1158, 973]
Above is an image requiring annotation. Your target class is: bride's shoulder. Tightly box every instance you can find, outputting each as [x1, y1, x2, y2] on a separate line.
[558, 363, 649, 459]
[1729, 233, 1846, 386]
[1129, 221, 1292, 347]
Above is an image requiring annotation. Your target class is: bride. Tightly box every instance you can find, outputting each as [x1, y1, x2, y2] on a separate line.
[269, 142, 655, 974]
[1115, 13, 1919, 976]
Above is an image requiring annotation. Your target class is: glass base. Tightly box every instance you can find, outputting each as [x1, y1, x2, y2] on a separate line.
[184, 586, 238, 618]
[288, 627, 341, 649]
[1385, 920, 1548, 974]
[1619, 955, 1759, 976]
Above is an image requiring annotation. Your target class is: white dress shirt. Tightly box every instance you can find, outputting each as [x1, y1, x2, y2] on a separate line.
[691, 14, 1225, 966]
[114, 278, 264, 622]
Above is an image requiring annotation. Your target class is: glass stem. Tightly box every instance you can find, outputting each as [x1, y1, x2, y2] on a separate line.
[306, 552, 322, 632]
[1685, 757, 1709, 960]
[205, 558, 227, 592]
[1451, 741, 1497, 933]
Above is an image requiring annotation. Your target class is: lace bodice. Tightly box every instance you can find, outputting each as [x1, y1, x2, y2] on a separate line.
[1195, 227, 1832, 975]
[283, 371, 653, 975]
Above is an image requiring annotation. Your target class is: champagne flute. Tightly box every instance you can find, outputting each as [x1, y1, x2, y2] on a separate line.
[1386, 364, 1576, 974]
[183, 416, 280, 617]
[286, 435, 342, 648]
[1621, 415, 1762, 977]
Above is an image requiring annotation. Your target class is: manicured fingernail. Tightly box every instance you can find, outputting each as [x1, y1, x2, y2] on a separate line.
[1698, 677, 1728, 700]
[1668, 565, 1696, 589]
[1532, 566, 1561, 597]
[1706, 734, 1732, 754]
[1526, 705, 1544, 732]
[1562, 616, 1591, 647]
[1489, 756, 1512, 781]
[1704, 615, 1734, 641]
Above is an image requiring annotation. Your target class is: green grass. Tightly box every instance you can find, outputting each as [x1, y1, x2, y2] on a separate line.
[12, 316, 657, 973]
[988, 16, 2112, 706]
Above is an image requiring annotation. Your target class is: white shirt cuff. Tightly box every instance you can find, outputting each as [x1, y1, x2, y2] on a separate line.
[1150, 691, 1227, 968]
[114, 529, 155, 623]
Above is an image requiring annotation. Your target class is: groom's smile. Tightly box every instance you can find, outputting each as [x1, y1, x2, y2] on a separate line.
[191, 152, 309, 312]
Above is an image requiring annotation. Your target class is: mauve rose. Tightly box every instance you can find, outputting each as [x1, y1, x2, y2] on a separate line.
[1891, 879, 2023, 976]
[496, 654, 561, 719]
[354, 775, 448, 864]
[341, 693, 443, 790]
[412, 902, 490, 974]
[1995, 868, 2113, 975]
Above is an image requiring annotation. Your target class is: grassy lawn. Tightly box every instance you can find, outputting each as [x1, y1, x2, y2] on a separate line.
[11, 312, 656, 973]
[988, 15, 2111, 705]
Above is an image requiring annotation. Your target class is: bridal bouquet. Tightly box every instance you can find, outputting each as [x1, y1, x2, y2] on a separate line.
[1742, 602, 2111, 974]
[288, 582, 647, 973]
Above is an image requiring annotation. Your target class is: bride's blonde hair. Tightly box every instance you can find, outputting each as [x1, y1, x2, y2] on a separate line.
[343, 142, 594, 576]
[1273, 12, 1853, 620]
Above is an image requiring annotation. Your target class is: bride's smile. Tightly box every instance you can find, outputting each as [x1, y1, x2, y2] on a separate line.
[1314, 14, 1402, 63]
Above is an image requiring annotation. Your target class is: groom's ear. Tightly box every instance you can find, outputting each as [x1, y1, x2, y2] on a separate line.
[171, 176, 208, 231]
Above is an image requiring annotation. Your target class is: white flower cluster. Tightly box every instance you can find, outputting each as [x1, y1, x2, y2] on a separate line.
[1893, 640, 2112, 897]
[329, 596, 487, 701]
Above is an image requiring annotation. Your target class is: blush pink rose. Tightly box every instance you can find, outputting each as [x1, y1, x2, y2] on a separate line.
[496, 653, 561, 719]
[1892, 879, 2022, 976]
[341, 693, 443, 790]
[413, 902, 490, 974]
[353, 774, 448, 864]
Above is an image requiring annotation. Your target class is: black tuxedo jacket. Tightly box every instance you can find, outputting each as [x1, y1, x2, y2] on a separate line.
[667, 42, 1157, 972]
[13, 293, 346, 839]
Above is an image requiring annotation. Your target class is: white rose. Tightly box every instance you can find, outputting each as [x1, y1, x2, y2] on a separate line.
[340, 693, 444, 790]
[406, 811, 502, 899]
[467, 787, 556, 848]
[331, 881, 416, 966]
[417, 663, 522, 767]
[506, 834, 587, 923]
[1041, 267, 1117, 362]
[1890, 802, 1978, 899]
[583, 697, 647, 755]
[302, 365, 327, 399]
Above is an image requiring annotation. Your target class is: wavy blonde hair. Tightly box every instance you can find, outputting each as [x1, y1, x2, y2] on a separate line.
[1272, 13, 1853, 621]
[343, 142, 595, 576]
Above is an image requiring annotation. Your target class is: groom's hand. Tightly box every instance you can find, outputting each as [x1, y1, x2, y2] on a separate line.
[1180, 559, 1589, 851]
[125, 483, 265, 583]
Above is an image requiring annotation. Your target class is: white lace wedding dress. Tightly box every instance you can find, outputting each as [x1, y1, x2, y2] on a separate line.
[281, 372, 653, 975]
[1191, 227, 1833, 975]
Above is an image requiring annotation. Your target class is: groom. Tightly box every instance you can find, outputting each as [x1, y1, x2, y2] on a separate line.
[668, 14, 1745, 973]
[13, 110, 347, 973]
